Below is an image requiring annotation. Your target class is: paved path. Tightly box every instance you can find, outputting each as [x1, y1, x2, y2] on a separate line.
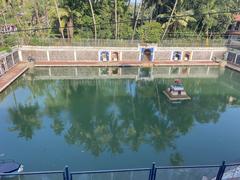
[0, 62, 28, 93]
[35, 60, 219, 67]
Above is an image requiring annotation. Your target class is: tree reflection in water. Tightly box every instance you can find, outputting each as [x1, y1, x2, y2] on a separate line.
[3, 69, 240, 166]
[8, 103, 41, 140]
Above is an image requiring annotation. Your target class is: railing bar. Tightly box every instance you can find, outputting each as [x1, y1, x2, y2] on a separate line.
[156, 165, 221, 169]
[0, 171, 64, 176]
[225, 163, 240, 167]
[70, 168, 151, 175]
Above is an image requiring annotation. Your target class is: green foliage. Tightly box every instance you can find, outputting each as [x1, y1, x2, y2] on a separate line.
[0, 0, 237, 45]
[0, 46, 12, 52]
[137, 22, 163, 43]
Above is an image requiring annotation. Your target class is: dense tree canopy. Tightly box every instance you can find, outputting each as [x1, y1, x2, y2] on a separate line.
[0, 0, 239, 45]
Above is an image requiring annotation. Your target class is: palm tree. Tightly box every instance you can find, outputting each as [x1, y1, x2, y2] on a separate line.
[198, 0, 219, 45]
[53, 0, 65, 39]
[132, 0, 143, 40]
[33, 0, 40, 26]
[114, 0, 118, 39]
[161, 0, 178, 40]
[160, 9, 196, 33]
[88, 0, 97, 40]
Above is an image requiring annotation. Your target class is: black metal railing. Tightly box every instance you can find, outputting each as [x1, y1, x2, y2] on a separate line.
[1, 161, 240, 180]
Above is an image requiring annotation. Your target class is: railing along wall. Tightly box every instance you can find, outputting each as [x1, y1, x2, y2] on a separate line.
[0, 49, 20, 76]
[17, 38, 228, 48]
[1, 161, 240, 180]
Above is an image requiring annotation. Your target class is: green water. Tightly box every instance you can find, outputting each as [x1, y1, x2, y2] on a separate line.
[0, 66, 240, 172]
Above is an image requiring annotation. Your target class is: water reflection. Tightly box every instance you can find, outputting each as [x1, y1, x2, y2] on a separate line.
[8, 102, 41, 140]
[1, 67, 240, 166]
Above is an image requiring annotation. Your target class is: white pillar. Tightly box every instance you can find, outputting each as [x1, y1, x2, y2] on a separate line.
[47, 50, 50, 61]
[190, 51, 193, 61]
[74, 49, 77, 61]
[18, 50, 23, 61]
[170, 50, 174, 61]
[119, 51, 122, 61]
[210, 51, 214, 61]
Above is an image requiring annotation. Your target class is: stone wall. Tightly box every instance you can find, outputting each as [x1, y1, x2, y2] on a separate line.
[22, 50, 48, 61]
[192, 51, 212, 60]
[122, 51, 139, 61]
[155, 51, 172, 61]
[212, 51, 225, 60]
[19, 46, 227, 62]
[76, 50, 98, 61]
[49, 50, 75, 61]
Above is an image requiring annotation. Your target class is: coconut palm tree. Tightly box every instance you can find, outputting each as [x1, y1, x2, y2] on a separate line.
[53, 0, 65, 39]
[160, 9, 196, 33]
[114, 0, 118, 39]
[132, 0, 143, 40]
[88, 0, 97, 40]
[161, 0, 179, 40]
[198, 0, 219, 45]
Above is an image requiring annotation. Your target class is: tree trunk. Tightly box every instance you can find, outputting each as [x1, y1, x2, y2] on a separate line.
[54, 0, 64, 39]
[115, 0, 118, 39]
[206, 28, 209, 46]
[132, 0, 137, 28]
[67, 17, 74, 40]
[198, 23, 204, 38]
[140, 1, 145, 26]
[132, 0, 143, 40]
[88, 0, 97, 40]
[161, 0, 178, 41]
[34, 0, 40, 25]
[44, 3, 50, 36]
[33, 0, 41, 36]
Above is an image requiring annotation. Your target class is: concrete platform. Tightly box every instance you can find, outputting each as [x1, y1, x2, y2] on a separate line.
[163, 90, 191, 101]
[0, 62, 28, 93]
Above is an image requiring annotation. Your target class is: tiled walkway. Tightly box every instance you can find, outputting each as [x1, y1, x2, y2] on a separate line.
[0, 62, 28, 93]
[35, 60, 219, 67]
